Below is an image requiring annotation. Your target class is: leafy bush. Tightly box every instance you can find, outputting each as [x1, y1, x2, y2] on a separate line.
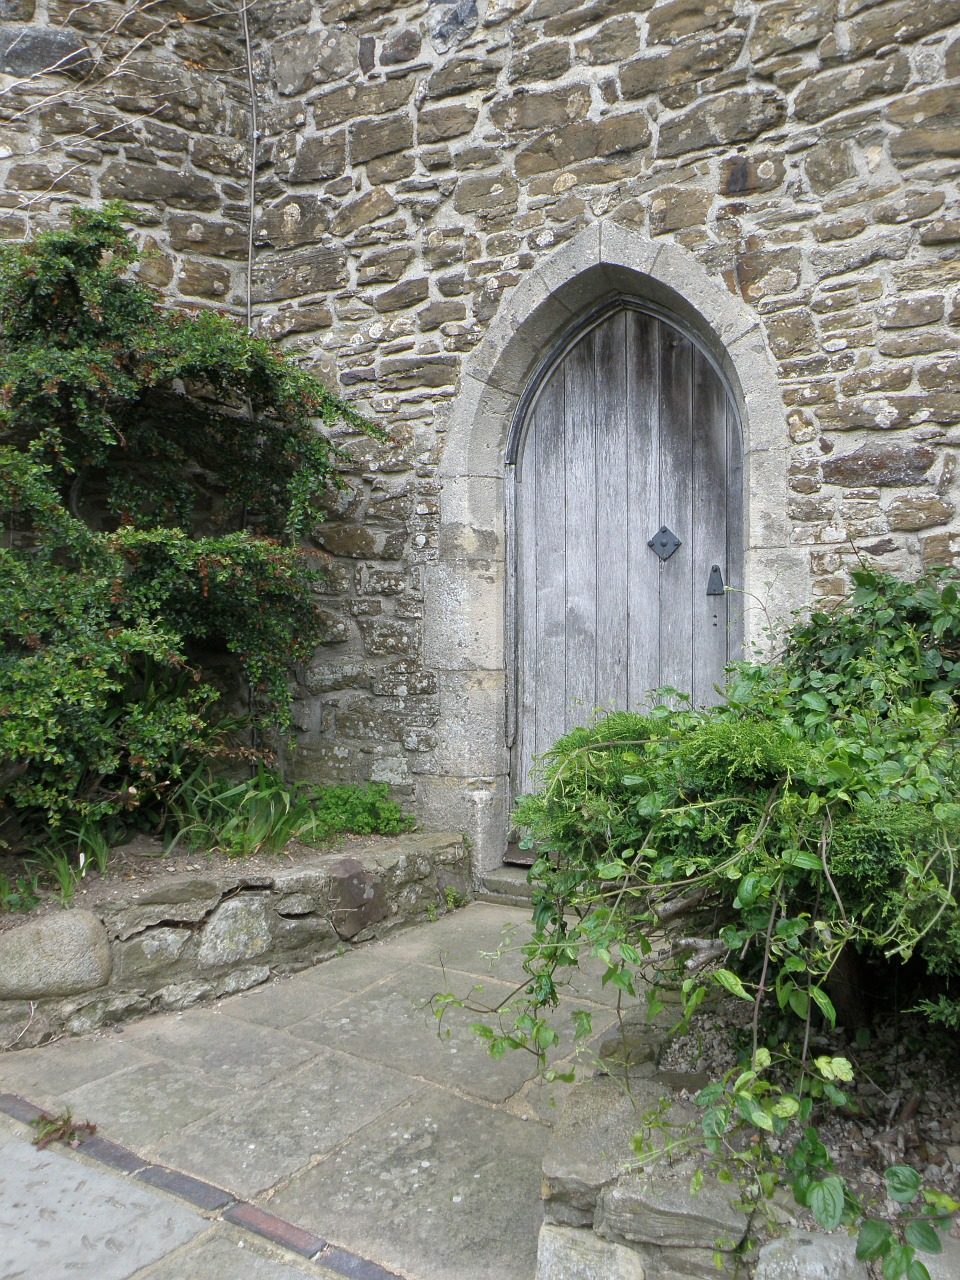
[0, 204, 373, 846]
[464, 569, 960, 1274]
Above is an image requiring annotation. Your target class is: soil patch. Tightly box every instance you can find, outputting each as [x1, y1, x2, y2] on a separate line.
[660, 1002, 960, 1226]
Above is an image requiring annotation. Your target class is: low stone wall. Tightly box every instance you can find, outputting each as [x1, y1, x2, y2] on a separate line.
[0, 833, 469, 1051]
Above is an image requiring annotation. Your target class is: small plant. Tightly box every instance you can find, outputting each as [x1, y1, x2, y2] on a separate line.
[30, 1109, 96, 1150]
[300, 782, 417, 843]
[444, 886, 469, 911]
[37, 849, 78, 904]
[0, 868, 40, 912]
[168, 771, 414, 858]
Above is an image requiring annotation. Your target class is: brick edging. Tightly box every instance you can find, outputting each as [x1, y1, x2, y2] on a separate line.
[0, 1092, 402, 1280]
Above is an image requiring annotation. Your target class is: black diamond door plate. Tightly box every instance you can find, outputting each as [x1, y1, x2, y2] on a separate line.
[648, 525, 681, 560]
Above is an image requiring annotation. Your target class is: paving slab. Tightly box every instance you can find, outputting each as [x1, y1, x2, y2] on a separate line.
[151, 1051, 424, 1199]
[268, 1087, 549, 1280]
[218, 973, 352, 1029]
[0, 1032, 152, 1107]
[130, 1226, 343, 1280]
[61, 1059, 238, 1150]
[118, 1009, 323, 1089]
[384, 904, 533, 984]
[288, 962, 545, 1105]
[0, 1137, 205, 1280]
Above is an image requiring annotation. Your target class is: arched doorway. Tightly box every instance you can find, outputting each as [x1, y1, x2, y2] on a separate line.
[508, 300, 744, 801]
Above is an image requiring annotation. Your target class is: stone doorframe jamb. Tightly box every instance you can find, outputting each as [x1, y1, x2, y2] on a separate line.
[423, 219, 805, 879]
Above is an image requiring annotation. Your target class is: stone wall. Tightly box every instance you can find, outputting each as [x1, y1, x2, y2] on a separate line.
[0, 833, 469, 1049]
[2, 0, 960, 868]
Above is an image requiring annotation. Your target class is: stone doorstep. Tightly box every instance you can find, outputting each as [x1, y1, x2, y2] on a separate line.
[0, 833, 471, 1050]
[0, 1090, 403, 1280]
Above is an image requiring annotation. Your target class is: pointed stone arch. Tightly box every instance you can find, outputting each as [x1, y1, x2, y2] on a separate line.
[423, 221, 802, 879]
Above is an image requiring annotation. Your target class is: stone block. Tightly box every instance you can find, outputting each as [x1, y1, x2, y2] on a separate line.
[508, 40, 570, 82]
[822, 444, 936, 489]
[258, 195, 330, 248]
[330, 187, 397, 237]
[350, 113, 414, 165]
[114, 928, 193, 983]
[845, 0, 960, 57]
[596, 1165, 746, 1252]
[426, 57, 498, 99]
[100, 163, 219, 211]
[646, 0, 738, 42]
[542, 1075, 671, 1222]
[285, 133, 346, 183]
[176, 259, 231, 300]
[381, 28, 421, 65]
[491, 86, 592, 132]
[751, 0, 833, 59]
[753, 1231, 867, 1280]
[658, 89, 786, 158]
[794, 53, 910, 123]
[516, 113, 651, 177]
[313, 77, 414, 129]
[327, 857, 389, 939]
[419, 104, 478, 143]
[197, 895, 273, 969]
[357, 617, 419, 656]
[454, 171, 519, 216]
[251, 245, 347, 303]
[0, 910, 111, 999]
[620, 31, 743, 97]
[0, 24, 92, 78]
[877, 295, 945, 329]
[167, 216, 247, 260]
[536, 1224, 646, 1280]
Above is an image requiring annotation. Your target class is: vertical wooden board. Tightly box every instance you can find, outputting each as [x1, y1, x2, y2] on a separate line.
[563, 324, 599, 731]
[725, 400, 746, 663]
[625, 311, 661, 706]
[691, 349, 729, 706]
[595, 311, 629, 713]
[512, 444, 537, 797]
[531, 369, 568, 777]
[657, 326, 694, 698]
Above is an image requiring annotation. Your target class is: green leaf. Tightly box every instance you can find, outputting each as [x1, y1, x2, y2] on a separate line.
[808, 1176, 845, 1231]
[713, 969, 752, 1001]
[886, 1165, 923, 1204]
[781, 848, 823, 871]
[809, 986, 837, 1027]
[907, 1261, 932, 1280]
[857, 1219, 894, 1261]
[904, 1220, 942, 1255]
[883, 1244, 914, 1280]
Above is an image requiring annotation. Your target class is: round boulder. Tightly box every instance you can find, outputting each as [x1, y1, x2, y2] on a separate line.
[0, 909, 112, 999]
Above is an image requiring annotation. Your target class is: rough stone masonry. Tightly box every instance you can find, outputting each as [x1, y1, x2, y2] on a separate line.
[0, 0, 958, 872]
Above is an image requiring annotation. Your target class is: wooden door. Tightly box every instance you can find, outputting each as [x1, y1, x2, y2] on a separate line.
[511, 305, 743, 798]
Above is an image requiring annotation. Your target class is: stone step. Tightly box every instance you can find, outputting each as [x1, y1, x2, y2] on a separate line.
[477, 866, 535, 908]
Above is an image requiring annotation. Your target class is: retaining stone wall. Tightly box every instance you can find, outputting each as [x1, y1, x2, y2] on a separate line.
[0, 833, 469, 1050]
[1, 0, 959, 836]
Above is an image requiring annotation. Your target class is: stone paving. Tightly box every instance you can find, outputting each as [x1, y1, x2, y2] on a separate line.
[0, 903, 621, 1280]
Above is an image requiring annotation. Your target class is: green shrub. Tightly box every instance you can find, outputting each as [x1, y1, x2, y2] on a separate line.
[0, 204, 374, 845]
[169, 768, 414, 858]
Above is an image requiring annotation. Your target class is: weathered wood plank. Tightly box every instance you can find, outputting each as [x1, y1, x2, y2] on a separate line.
[657, 327, 694, 698]
[626, 310, 661, 705]
[531, 369, 567, 783]
[595, 311, 629, 713]
[725, 399, 745, 663]
[691, 346, 729, 706]
[563, 323, 599, 727]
